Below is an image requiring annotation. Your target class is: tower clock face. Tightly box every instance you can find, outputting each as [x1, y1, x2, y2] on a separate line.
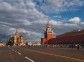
[47, 28, 52, 32]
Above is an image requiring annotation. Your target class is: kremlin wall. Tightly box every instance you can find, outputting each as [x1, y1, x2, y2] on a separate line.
[41, 21, 84, 45]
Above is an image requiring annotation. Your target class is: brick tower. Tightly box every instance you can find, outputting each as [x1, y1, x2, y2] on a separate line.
[41, 21, 53, 44]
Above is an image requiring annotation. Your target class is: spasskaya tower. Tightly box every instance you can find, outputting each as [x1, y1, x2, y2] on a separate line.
[41, 21, 53, 44]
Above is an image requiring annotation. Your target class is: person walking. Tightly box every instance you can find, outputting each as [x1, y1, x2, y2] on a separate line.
[77, 44, 80, 50]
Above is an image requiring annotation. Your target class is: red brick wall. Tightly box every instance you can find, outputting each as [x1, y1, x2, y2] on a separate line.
[41, 33, 52, 44]
[41, 38, 47, 44]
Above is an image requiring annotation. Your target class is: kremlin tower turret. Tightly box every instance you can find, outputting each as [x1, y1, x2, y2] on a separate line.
[41, 21, 53, 44]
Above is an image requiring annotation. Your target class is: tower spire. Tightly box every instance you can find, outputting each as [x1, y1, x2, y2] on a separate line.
[46, 20, 52, 33]
[46, 20, 51, 28]
[46, 18, 51, 28]
[15, 28, 19, 36]
[41, 19, 53, 44]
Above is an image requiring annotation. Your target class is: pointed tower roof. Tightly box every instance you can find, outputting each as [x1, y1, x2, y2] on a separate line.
[15, 28, 19, 35]
[46, 20, 51, 28]
[16, 28, 19, 32]
[44, 19, 53, 34]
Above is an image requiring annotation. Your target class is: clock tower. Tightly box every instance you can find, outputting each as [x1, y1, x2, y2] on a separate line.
[41, 21, 53, 44]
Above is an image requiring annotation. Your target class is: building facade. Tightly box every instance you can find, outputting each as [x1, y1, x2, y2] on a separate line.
[49, 30, 84, 44]
[0, 43, 5, 47]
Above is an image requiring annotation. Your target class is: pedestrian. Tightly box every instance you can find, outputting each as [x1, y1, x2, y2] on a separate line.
[77, 44, 80, 50]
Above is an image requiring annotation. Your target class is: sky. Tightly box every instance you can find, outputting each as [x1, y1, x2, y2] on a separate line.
[0, 0, 84, 42]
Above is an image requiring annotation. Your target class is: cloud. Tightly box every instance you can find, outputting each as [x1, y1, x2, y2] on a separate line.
[16, 28, 42, 41]
[33, 0, 84, 14]
[0, 0, 47, 41]
[0, 0, 84, 42]
[32, 19, 62, 26]
[50, 20, 62, 26]
[68, 17, 81, 24]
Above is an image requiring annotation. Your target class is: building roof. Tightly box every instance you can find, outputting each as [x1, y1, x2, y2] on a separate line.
[57, 29, 84, 37]
[48, 29, 84, 44]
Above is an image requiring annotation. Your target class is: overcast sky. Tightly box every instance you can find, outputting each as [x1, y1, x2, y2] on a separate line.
[0, 0, 84, 42]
